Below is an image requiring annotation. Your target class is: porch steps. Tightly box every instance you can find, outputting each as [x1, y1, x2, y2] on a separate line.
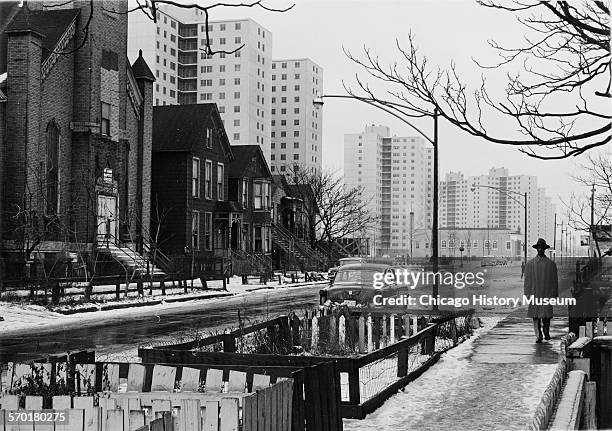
[100, 244, 166, 278]
[271, 223, 328, 269]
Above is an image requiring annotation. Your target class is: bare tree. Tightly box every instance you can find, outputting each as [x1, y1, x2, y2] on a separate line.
[38, 0, 294, 57]
[286, 165, 377, 248]
[344, 1, 610, 160]
[563, 151, 612, 235]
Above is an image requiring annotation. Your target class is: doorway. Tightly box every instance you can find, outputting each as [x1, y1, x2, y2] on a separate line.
[97, 194, 117, 245]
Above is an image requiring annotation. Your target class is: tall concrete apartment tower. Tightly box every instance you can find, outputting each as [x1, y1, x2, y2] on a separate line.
[440, 167, 556, 251]
[344, 126, 432, 257]
[128, 6, 273, 161]
[270, 58, 323, 173]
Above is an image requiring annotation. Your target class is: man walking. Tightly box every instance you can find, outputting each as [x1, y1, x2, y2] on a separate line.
[524, 238, 559, 343]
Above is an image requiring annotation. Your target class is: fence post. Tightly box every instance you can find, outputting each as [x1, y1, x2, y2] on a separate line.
[381, 315, 387, 348]
[403, 315, 410, 338]
[390, 314, 396, 345]
[311, 316, 319, 350]
[329, 316, 337, 348]
[367, 314, 373, 353]
[398, 345, 408, 377]
[115, 283, 121, 300]
[582, 381, 597, 430]
[339, 316, 346, 349]
[348, 362, 360, 407]
[358, 316, 365, 353]
[223, 333, 237, 353]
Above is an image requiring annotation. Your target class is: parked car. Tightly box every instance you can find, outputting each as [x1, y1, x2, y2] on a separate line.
[320, 263, 399, 307]
[327, 257, 367, 282]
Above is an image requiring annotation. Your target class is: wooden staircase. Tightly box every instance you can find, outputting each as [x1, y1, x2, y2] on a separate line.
[98, 241, 166, 279]
[271, 223, 328, 270]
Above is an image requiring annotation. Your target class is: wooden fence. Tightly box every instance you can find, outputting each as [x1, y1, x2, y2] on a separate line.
[148, 309, 475, 357]
[140, 309, 475, 420]
[0, 362, 293, 431]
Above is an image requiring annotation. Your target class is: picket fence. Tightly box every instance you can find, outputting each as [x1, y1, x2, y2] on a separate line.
[0, 363, 293, 431]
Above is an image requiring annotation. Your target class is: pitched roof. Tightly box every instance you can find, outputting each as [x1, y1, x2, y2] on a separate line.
[5, 7, 79, 62]
[153, 104, 233, 158]
[228, 145, 272, 178]
[131, 49, 155, 81]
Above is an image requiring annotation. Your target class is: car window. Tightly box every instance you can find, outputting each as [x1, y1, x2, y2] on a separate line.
[335, 269, 393, 284]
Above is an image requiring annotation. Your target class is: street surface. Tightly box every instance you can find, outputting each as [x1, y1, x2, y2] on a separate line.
[0, 286, 320, 362]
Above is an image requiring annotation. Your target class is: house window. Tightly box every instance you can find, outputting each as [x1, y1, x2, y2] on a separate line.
[441, 240, 447, 248]
[101, 102, 111, 136]
[242, 179, 249, 207]
[473, 240, 478, 248]
[46, 121, 60, 215]
[192, 211, 200, 250]
[204, 160, 212, 199]
[506, 241, 512, 250]
[205, 128, 212, 148]
[217, 163, 224, 200]
[192, 157, 200, 198]
[202, 212, 212, 250]
[492, 240, 498, 250]
[254, 183, 263, 209]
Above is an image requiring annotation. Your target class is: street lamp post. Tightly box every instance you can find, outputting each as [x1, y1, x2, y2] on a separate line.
[471, 184, 528, 265]
[314, 94, 440, 308]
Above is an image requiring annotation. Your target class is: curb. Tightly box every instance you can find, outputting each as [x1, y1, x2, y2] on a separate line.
[50, 282, 327, 314]
[52, 291, 234, 315]
[244, 280, 328, 292]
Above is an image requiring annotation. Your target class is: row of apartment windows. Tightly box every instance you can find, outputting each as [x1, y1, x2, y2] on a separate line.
[271, 96, 301, 103]
[272, 85, 301, 92]
[271, 109, 318, 118]
[272, 74, 301, 81]
[272, 61, 301, 69]
[271, 62, 320, 74]
[271, 154, 300, 161]
[271, 131, 300, 138]
[271, 119, 301, 126]
[271, 142, 301, 149]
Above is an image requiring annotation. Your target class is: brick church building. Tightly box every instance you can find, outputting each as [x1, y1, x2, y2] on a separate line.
[0, 0, 154, 283]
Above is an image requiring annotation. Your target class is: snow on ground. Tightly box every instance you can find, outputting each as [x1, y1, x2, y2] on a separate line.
[343, 316, 504, 431]
[343, 314, 560, 430]
[0, 277, 326, 336]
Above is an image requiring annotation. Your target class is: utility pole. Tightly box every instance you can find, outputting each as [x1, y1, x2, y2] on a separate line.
[432, 109, 439, 310]
[553, 213, 557, 261]
[524, 192, 527, 266]
[560, 221, 564, 265]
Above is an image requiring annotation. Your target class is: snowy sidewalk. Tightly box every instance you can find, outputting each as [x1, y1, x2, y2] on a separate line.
[345, 309, 568, 431]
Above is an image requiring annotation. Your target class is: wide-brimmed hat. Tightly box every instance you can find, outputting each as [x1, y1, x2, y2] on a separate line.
[532, 238, 550, 249]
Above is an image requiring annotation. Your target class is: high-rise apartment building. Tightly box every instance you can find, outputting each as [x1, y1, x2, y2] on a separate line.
[270, 59, 323, 173]
[344, 125, 433, 257]
[129, 7, 272, 160]
[439, 167, 556, 256]
[129, 7, 324, 167]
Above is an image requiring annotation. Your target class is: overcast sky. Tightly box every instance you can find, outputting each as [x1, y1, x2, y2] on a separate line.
[176, 0, 610, 216]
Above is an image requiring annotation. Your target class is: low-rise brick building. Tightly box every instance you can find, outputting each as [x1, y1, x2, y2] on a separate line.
[0, 1, 154, 283]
